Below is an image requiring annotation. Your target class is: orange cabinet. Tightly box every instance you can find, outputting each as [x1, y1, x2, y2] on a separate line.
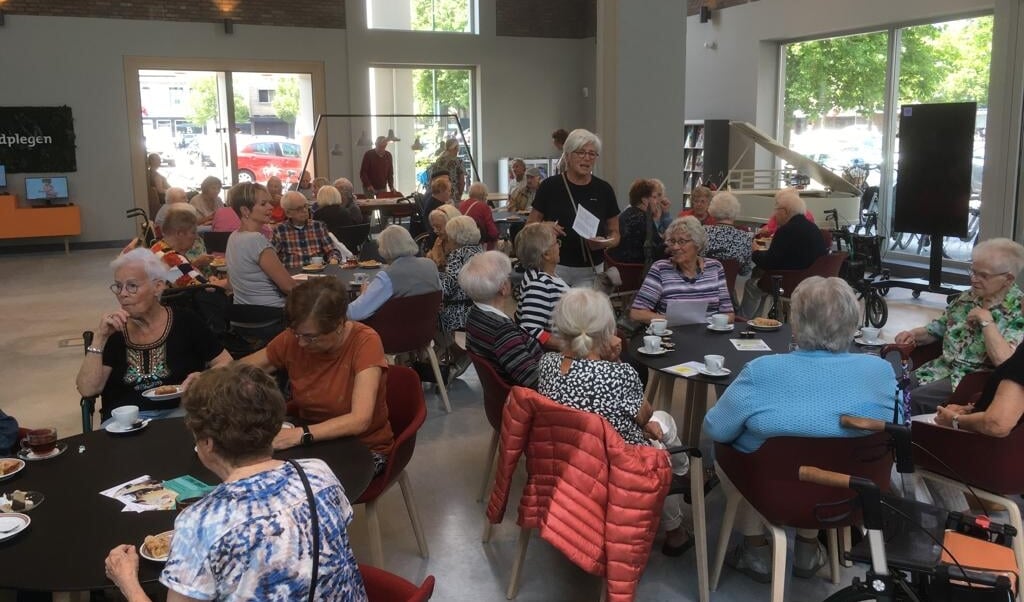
[0, 195, 81, 252]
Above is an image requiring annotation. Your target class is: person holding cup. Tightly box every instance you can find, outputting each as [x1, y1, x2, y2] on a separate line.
[347, 226, 440, 321]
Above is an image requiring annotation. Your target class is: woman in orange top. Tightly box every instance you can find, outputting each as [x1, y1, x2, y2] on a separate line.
[242, 277, 394, 474]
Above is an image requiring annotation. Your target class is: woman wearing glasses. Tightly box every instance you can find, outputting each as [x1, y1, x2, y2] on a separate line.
[895, 238, 1024, 414]
[241, 278, 394, 474]
[76, 248, 231, 424]
[629, 216, 735, 325]
[528, 128, 621, 288]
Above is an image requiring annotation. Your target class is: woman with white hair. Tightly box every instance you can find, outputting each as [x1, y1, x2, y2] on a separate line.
[462, 251, 543, 387]
[703, 190, 754, 275]
[896, 237, 1024, 414]
[630, 216, 734, 325]
[313, 183, 361, 238]
[76, 248, 232, 424]
[439, 215, 484, 333]
[425, 205, 461, 268]
[515, 223, 568, 347]
[527, 128, 621, 288]
[348, 225, 440, 321]
[538, 288, 694, 556]
[704, 276, 895, 582]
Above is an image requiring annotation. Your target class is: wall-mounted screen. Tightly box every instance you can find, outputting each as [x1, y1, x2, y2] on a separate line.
[25, 176, 69, 204]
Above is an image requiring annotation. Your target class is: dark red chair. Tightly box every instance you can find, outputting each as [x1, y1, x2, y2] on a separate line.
[603, 251, 647, 313]
[754, 252, 848, 320]
[467, 351, 512, 502]
[719, 258, 742, 311]
[361, 291, 450, 413]
[359, 564, 436, 601]
[354, 366, 430, 567]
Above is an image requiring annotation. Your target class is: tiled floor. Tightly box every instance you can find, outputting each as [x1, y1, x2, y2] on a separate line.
[0, 249, 949, 601]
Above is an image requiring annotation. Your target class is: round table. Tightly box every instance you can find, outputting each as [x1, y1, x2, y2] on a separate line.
[0, 418, 374, 596]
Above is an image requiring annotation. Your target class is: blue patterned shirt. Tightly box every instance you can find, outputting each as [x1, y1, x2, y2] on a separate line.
[161, 459, 367, 602]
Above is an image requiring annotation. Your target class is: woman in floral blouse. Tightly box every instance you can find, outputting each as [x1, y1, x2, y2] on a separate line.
[702, 190, 754, 276]
[896, 238, 1024, 414]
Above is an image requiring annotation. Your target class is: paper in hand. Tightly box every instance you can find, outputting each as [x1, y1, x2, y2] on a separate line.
[665, 300, 709, 326]
[572, 204, 600, 240]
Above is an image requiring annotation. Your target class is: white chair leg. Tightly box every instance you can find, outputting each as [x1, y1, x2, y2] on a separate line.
[507, 527, 532, 599]
[766, 524, 787, 602]
[398, 471, 429, 558]
[827, 528, 840, 585]
[711, 464, 742, 591]
[425, 344, 451, 413]
[366, 499, 384, 567]
[482, 516, 495, 543]
[478, 431, 499, 502]
[690, 455, 711, 602]
[840, 526, 853, 567]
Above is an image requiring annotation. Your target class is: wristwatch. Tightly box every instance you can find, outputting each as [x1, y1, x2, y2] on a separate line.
[300, 425, 315, 446]
[951, 415, 960, 431]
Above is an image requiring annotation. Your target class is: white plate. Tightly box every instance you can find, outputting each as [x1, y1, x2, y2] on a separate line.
[0, 459, 25, 481]
[748, 322, 782, 332]
[646, 329, 673, 337]
[140, 530, 174, 562]
[141, 386, 184, 401]
[18, 442, 67, 461]
[105, 419, 151, 435]
[637, 347, 670, 356]
[706, 324, 735, 332]
[698, 367, 732, 377]
[854, 337, 883, 346]
[0, 513, 30, 542]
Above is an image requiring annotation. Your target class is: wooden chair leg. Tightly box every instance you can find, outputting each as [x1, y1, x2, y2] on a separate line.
[827, 528, 840, 585]
[507, 527, 531, 599]
[690, 455, 711, 602]
[366, 499, 384, 567]
[840, 526, 853, 567]
[425, 344, 452, 413]
[766, 524, 787, 602]
[398, 471, 429, 558]
[711, 464, 742, 591]
[478, 431, 499, 502]
[482, 516, 495, 543]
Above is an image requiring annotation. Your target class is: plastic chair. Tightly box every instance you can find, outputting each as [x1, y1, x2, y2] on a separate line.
[359, 564, 436, 601]
[710, 432, 893, 602]
[355, 366, 430, 567]
[719, 258, 742, 310]
[361, 291, 451, 413]
[467, 351, 512, 504]
[603, 251, 646, 312]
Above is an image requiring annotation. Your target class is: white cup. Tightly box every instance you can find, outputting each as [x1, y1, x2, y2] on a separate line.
[861, 327, 881, 343]
[650, 319, 668, 334]
[353, 273, 367, 284]
[704, 355, 725, 373]
[643, 335, 663, 353]
[310, 256, 324, 265]
[711, 313, 729, 329]
[112, 405, 139, 428]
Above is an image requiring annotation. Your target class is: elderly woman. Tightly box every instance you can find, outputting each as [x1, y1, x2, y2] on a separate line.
[425, 205, 461, 268]
[243, 278, 394, 472]
[538, 288, 693, 556]
[515, 223, 569, 347]
[105, 363, 367, 601]
[704, 276, 896, 582]
[439, 215, 484, 333]
[610, 178, 671, 265]
[431, 139, 468, 200]
[895, 238, 1024, 414]
[678, 185, 716, 226]
[190, 176, 224, 226]
[462, 251, 544, 387]
[460, 182, 499, 250]
[508, 158, 527, 192]
[76, 249, 231, 423]
[703, 191, 754, 276]
[630, 216, 734, 325]
[313, 183, 358, 237]
[150, 207, 222, 288]
[528, 128, 621, 287]
[348, 225, 441, 321]
[226, 182, 296, 308]
[936, 343, 1024, 437]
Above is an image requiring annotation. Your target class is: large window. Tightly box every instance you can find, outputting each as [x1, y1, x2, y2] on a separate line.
[367, 0, 477, 34]
[781, 16, 993, 264]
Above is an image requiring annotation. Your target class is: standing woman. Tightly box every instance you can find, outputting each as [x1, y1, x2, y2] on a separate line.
[147, 153, 169, 217]
[527, 128, 620, 288]
[432, 139, 469, 200]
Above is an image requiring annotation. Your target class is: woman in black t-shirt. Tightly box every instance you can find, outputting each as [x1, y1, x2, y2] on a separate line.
[934, 344, 1024, 436]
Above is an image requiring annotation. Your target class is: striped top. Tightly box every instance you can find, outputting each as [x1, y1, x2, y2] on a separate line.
[465, 304, 544, 388]
[515, 268, 569, 344]
[631, 257, 734, 316]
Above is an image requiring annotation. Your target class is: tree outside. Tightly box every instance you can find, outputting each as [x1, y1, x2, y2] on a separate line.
[272, 77, 300, 135]
[411, 0, 470, 33]
[186, 75, 249, 131]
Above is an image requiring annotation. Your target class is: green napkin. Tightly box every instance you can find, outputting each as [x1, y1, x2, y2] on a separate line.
[163, 475, 215, 500]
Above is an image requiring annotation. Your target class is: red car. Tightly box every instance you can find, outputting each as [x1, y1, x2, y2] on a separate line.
[236, 138, 303, 184]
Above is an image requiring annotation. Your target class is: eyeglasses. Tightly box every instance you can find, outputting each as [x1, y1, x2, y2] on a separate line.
[287, 205, 310, 212]
[969, 267, 1010, 281]
[291, 326, 339, 344]
[109, 281, 146, 295]
[571, 150, 600, 160]
[664, 238, 694, 247]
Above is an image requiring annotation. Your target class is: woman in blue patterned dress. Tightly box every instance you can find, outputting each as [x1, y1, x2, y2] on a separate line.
[104, 363, 367, 602]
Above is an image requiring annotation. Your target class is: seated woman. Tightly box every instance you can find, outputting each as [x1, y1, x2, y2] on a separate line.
[226, 182, 297, 309]
[935, 343, 1024, 436]
[104, 363, 368, 602]
[425, 205, 461, 269]
[462, 251, 543, 388]
[703, 191, 754, 276]
[610, 178, 670, 264]
[895, 238, 1024, 414]
[242, 278, 394, 474]
[313, 185, 360, 239]
[347, 225, 441, 321]
[151, 206, 224, 288]
[538, 288, 693, 556]
[704, 276, 896, 582]
[76, 249, 231, 423]
[439, 216, 484, 333]
[514, 223, 568, 348]
[630, 216, 734, 325]
[677, 185, 716, 225]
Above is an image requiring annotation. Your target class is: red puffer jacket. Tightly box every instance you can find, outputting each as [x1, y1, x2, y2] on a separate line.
[486, 387, 672, 601]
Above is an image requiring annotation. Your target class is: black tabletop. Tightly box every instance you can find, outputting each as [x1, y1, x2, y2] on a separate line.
[0, 418, 374, 592]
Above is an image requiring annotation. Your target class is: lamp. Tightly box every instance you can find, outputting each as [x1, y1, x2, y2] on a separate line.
[699, 6, 712, 23]
[386, 128, 401, 142]
[331, 144, 344, 156]
[356, 130, 371, 146]
[223, 18, 234, 34]
[411, 136, 424, 151]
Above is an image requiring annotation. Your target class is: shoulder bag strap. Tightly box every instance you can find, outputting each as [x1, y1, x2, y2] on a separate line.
[288, 459, 320, 602]
[561, 175, 598, 272]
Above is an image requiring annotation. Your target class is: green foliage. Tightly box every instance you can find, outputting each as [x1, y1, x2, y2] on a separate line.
[412, 0, 469, 32]
[413, 68, 471, 117]
[272, 77, 300, 124]
[187, 76, 249, 127]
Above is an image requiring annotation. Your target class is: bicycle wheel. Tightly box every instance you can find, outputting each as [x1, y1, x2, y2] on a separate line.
[865, 293, 888, 328]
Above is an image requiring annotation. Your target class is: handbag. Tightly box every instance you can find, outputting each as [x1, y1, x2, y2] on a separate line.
[288, 459, 321, 602]
[561, 175, 608, 290]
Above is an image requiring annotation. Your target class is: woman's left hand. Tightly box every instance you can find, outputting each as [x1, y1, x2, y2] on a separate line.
[105, 545, 141, 592]
[967, 307, 994, 327]
[272, 426, 304, 450]
[643, 420, 664, 441]
[934, 405, 957, 427]
[180, 371, 202, 392]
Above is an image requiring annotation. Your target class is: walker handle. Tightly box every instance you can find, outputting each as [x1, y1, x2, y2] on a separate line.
[840, 415, 887, 432]
[798, 466, 852, 489]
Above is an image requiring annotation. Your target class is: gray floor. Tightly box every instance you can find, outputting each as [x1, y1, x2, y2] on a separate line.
[0, 249, 949, 601]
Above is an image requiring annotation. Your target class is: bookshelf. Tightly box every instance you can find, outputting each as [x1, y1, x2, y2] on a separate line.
[682, 119, 731, 206]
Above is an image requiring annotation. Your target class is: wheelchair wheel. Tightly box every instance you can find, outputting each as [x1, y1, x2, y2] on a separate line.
[865, 293, 888, 328]
[823, 580, 918, 601]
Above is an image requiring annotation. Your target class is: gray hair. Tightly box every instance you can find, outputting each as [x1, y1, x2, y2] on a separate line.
[316, 185, 342, 207]
[458, 251, 512, 302]
[709, 191, 741, 221]
[200, 176, 222, 195]
[553, 288, 616, 358]
[111, 247, 166, 282]
[516, 223, 557, 270]
[428, 209, 450, 226]
[665, 216, 707, 253]
[281, 191, 308, 211]
[165, 187, 187, 204]
[561, 128, 602, 161]
[446, 215, 481, 246]
[790, 276, 860, 352]
[333, 177, 354, 194]
[973, 238, 1024, 278]
[377, 225, 419, 262]
[775, 187, 807, 216]
[468, 182, 488, 201]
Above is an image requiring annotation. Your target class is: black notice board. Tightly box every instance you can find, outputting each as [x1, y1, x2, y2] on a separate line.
[0, 106, 77, 173]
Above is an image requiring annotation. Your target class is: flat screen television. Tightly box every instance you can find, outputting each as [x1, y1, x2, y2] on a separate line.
[0, 165, 6, 189]
[25, 176, 69, 205]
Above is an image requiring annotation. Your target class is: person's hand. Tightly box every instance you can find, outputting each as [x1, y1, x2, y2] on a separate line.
[604, 335, 623, 362]
[360, 282, 370, 295]
[943, 403, 975, 415]
[756, 227, 771, 238]
[272, 426, 303, 450]
[366, 186, 376, 197]
[208, 275, 228, 288]
[544, 221, 566, 237]
[643, 420, 665, 442]
[180, 371, 202, 392]
[894, 330, 917, 346]
[105, 545, 141, 594]
[98, 309, 130, 339]
[191, 254, 213, 268]
[934, 405, 964, 428]
[328, 257, 340, 265]
[967, 307, 995, 327]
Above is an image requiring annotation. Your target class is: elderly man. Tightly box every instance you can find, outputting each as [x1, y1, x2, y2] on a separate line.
[509, 167, 542, 212]
[266, 176, 286, 223]
[154, 187, 188, 228]
[739, 189, 827, 319]
[271, 191, 340, 269]
[290, 170, 315, 201]
[359, 136, 395, 198]
[332, 177, 365, 224]
[190, 176, 224, 226]
[460, 182, 499, 250]
[461, 251, 543, 388]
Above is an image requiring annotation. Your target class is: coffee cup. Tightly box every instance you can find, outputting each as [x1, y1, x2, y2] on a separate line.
[21, 427, 57, 456]
[643, 335, 663, 353]
[310, 256, 324, 265]
[704, 354, 725, 373]
[112, 405, 140, 429]
[861, 327, 881, 343]
[650, 319, 668, 335]
[711, 313, 729, 329]
[353, 272, 367, 284]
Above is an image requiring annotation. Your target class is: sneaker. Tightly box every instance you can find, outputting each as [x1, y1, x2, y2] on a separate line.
[792, 537, 827, 578]
[725, 541, 771, 584]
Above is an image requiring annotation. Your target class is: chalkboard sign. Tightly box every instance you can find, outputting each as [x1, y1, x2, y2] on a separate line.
[0, 106, 77, 173]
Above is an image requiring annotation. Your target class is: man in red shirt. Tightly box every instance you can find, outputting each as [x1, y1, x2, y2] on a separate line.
[267, 176, 286, 223]
[359, 136, 395, 198]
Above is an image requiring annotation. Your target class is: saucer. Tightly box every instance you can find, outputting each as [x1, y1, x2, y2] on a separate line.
[0, 459, 25, 481]
[142, 386, 183, 401]
[17, 442, 67, 461]
[637, 347, 670, 356]
[140, 530, 174, 562]
[698, 366, 732, 377]
[0, 513, 30, 543]
[706, 324, 735, 332]
[646, 329, 672, 337]
[854, 337, 883, 347]
[749, 323, 782, 332]
[105, 419, 151, 435]
[302, 264, 326, 272]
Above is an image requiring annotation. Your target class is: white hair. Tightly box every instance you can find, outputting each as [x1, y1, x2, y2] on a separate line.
[791, 276, 860, 352]
[111, 247, 166, 281]
[515, 223, 557, 270]
[561, 128, 602, 162]
[665, 216, 708, 253]
[775, 188, 807, 216]
[165, 187, 187, 204]
[709, 191, 741, 221]
[446, 215, 481, 246]
[281, 191, 308, 210]
[316, 185, 342, 207]
[974, 238, 1024, 277]
[468, 182, 488, 201]
[552, 288, 616, 358]
[458, 251, 512, 302]
[376, 225, 419, 262]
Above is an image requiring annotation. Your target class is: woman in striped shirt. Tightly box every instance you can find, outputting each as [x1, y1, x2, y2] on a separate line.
[515, 223, 569, 348]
